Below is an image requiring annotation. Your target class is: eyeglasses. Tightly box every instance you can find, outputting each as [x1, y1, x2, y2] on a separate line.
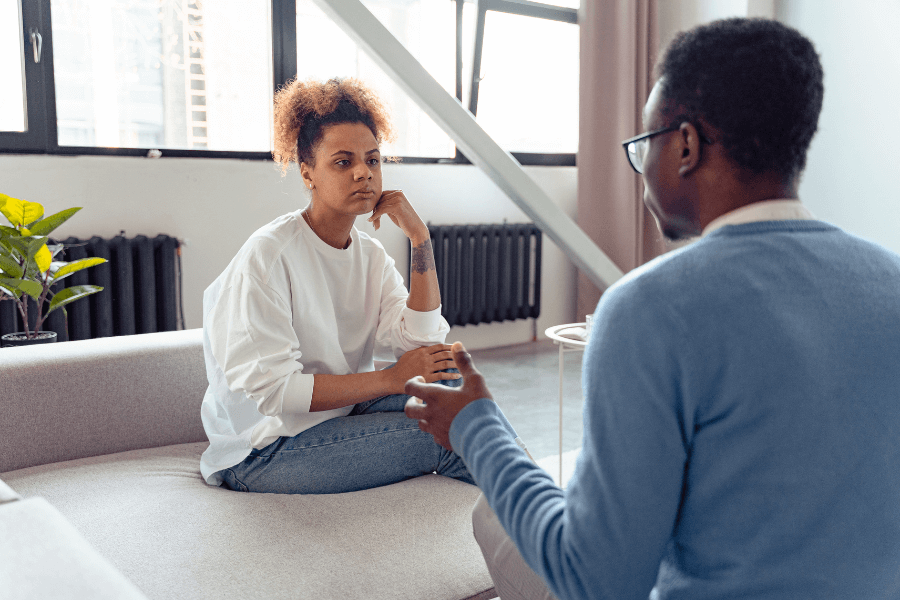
[621, 125, 712, 174]
[621, 125, 679, 174]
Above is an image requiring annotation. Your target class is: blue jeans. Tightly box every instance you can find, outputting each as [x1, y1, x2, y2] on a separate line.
[220, 371, 475, 494]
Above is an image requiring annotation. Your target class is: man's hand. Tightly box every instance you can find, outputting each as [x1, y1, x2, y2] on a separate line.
[404, 342, 492, 451]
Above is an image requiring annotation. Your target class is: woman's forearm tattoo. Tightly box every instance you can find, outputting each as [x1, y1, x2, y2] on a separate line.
[410, 239, 436, 274]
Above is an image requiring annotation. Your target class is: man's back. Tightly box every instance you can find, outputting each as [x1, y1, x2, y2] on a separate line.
[588, 219, 900, 598]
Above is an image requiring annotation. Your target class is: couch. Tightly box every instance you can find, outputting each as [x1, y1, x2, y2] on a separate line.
[0, 329, 496, 600]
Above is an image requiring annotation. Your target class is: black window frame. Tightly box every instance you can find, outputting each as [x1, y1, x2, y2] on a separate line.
[460, 0, 577, 166]
[1, 0, 577, 166]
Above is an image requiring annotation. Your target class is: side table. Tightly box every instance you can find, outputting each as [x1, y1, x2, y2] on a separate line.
[544, 323, 587, 484]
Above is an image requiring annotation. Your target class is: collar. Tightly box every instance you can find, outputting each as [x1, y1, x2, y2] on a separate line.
[701, 199, 815, 237]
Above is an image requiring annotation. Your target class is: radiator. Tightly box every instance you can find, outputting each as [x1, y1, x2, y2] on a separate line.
[414, 223, 542, 327]
[0, 234, 182, 342]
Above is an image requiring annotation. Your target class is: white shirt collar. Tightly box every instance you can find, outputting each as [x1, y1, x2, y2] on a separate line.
[701, 199, 815, 237]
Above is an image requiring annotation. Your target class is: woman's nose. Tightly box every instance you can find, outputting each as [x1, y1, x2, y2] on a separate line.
[354, 165, 372, 180]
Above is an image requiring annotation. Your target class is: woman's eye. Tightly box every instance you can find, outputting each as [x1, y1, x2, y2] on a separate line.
[367, 158, 381, 166]
[336, 159, 350, 166]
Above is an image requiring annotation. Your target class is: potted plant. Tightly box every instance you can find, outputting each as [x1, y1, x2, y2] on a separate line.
[0, 193, 106, 347]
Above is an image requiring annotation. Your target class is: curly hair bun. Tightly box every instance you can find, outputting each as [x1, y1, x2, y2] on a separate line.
[273, 77, 395, 173]
[658, 18, 824, 180]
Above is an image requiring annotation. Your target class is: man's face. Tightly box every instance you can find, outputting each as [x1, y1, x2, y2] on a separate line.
[641, 80, 700, 241]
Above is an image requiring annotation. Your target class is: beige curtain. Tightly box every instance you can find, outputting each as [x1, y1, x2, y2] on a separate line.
[576, 0, 664, 319]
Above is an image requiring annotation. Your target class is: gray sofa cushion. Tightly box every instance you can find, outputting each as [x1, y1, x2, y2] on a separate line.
[2, 442, 495, 600]
[0, 496, 149, 600]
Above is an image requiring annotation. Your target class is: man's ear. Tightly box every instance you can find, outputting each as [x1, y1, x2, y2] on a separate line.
[677, 122, 703, 177]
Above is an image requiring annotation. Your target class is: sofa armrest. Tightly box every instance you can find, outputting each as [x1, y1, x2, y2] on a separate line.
[0, 329, 207, 473]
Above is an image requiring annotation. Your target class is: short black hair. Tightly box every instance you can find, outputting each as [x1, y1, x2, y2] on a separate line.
[657, 18, 824, 180]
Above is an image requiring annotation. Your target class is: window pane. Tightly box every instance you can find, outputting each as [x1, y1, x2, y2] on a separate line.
[542, 0, 579, 8]
[296, 0, 455, 158]
[476, 11, 578, 154]
[0, 0, 26, 132]
[50, 0, 273, 151]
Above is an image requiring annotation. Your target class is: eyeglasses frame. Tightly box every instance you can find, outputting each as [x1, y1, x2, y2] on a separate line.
[621, 123, 713, 174]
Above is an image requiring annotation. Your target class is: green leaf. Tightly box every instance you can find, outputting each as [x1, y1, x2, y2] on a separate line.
[0, 276, 41, 300]
[47, 284, 103, 314]
[17, 279, 43, 300]
[24, 235, 49, 261]
[0, 225, 19, 237]
[28, 207, 81, 237]
[0, 195, 43, 227]
[0, 278, 21, 297]
[48, 257, 107, 284]
[5, 235, 32, 259]
[0, 276, 24, 289]
[0, 254, 23, 278]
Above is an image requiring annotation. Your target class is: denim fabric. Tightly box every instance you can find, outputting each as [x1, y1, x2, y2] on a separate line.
[221, 370, 474, 494]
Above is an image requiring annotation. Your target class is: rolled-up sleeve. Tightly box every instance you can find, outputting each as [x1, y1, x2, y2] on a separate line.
[207, 273, 315, 416]
[374, 255, 450, 358]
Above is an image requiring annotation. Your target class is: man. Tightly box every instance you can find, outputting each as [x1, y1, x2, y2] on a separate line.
[405, 18, 900, 600]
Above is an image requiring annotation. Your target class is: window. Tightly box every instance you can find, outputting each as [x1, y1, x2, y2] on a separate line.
[296, 0, 456, 159]
[475, 11, 578, 154]
[0, 0, 26, 133]
[0, 0, 49, 151]
[466, 0, 578, 164]
[1, 0, 578, 164]
[51, 0, 273, 152]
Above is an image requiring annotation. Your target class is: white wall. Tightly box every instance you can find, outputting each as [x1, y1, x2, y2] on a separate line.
[0, 154, 577, 350]
[776, 0, 900, 255]
[657, 0, 900, 255]
[657, 0, 755, 50]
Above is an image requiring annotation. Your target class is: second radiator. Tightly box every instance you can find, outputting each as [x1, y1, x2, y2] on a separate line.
[412, 223, 542, 327]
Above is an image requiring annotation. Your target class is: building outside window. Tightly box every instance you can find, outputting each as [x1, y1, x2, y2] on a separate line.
[1, 0, 578, 164]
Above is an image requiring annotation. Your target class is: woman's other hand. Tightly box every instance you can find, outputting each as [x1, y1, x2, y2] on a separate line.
[368, 190, 429, 244]
[391, 344, 461, 393]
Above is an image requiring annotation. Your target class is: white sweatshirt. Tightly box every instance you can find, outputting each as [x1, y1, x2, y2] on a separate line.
[199, 209, 449, 486]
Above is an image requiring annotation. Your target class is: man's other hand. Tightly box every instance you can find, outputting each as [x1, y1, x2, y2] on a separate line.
[404, 342, 492, 451]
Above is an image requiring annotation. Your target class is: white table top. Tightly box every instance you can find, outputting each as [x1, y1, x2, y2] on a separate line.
[544, 323, 588, 348]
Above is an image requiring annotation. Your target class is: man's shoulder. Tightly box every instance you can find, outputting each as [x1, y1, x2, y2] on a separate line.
[606, 242, 702, 299]
[598, 232, 764, 318]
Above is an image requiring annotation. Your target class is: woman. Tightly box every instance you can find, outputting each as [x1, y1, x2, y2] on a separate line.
[198, 78, 474, 494]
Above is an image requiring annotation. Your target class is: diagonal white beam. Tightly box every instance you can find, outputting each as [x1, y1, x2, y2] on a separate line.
[312, 0, 625, 290]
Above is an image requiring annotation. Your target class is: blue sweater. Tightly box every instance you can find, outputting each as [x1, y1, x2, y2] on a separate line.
[451, 221, 900, 600]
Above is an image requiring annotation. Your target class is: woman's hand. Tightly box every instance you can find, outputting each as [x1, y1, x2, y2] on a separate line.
[368, 190, 429, 244]
[391, 344, 461, 393]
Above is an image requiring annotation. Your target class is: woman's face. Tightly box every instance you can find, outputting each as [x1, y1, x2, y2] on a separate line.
[301, 122, 383, 218]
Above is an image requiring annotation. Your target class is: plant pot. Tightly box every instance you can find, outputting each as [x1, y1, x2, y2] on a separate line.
[1, 331, 58, 348]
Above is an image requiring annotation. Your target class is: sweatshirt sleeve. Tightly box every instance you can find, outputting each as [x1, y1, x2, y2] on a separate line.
[374, 252, 450, 359]
[449, 282, 689, 600]
[206, 272, 315, 416]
